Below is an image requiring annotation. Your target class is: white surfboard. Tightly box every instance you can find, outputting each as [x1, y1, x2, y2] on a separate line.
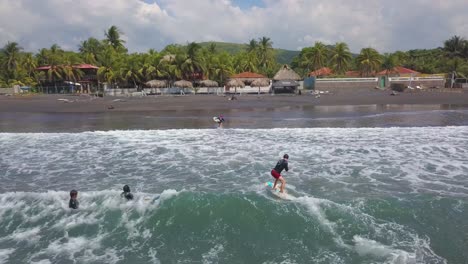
[213, 116, 221, 123]
[265, 181, 293, 200]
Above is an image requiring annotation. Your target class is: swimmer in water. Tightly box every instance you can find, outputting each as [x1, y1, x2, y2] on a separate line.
[121, 185, 134, 200]
[69, 189, 79, 209]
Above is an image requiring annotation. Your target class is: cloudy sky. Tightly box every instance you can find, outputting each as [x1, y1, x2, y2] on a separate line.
[1, 0, 468, 53]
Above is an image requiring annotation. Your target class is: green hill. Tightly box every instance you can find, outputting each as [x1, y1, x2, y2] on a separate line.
[198, 41, 300, 65]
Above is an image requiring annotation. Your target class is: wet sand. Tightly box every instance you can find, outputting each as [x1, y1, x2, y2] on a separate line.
[1, 90, 468, 113]
[1, 91, 468, 132]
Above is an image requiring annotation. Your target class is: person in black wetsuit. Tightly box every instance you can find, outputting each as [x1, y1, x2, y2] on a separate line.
[121, 185, 134, 200]
[270, 154, 289, 193]
[69, 189, 79, 209]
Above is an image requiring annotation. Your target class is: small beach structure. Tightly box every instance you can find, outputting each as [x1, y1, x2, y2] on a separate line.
[250, 78, 271, 94]
[197, 79, 220, 94]
[199, 80, 219, 87]
[225, 79, 245, 95]
[272, 65, 301, 93]
[231, 72, 267, 84]
[173, 80, 193, 95]
[145, 80, 168, 88]
[377, 66, 420, 77]
[145, 80, 168, 94]
[36, 64, 99, 94]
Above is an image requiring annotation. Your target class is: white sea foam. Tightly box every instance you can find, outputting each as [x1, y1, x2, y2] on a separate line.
[0, 248, 14, 264]
[0, 189, 180, 263]
[354, 236, 415, 264]
[2, 127, 467, 197]
[202, 244, 224, 264]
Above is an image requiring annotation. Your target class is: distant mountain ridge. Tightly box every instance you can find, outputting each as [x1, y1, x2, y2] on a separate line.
[198, 41, 300, 65]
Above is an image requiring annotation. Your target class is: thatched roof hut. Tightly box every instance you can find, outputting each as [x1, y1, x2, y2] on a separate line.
[173, 80, 193, 88]
[226, 79, 245, 88]
[273, 65, 301, 81]
[200, 80, 219, 87]
[225, 79, 245, 94]
[250, 78, 270, 87]
[231, 72, 267, 84]
[145, 80, 168, 88]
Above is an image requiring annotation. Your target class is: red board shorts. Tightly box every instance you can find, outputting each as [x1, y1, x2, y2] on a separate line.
[271, 169, 281, 179]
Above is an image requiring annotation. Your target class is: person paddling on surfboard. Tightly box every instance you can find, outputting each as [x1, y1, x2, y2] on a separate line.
[271, 154, 289, 193]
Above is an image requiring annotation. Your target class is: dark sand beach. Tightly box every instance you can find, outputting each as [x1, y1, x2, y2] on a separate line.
[1, 90, 468, 132]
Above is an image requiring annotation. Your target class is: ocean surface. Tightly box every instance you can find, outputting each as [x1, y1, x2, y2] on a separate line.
[1, 126, 468, 264]
[1, 104, 468, 132]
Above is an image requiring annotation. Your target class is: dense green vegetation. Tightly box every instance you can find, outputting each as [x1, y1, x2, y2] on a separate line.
[292, 36, 468, 78]
[1, 25, 467, 89]
[198, 42, 299, 64]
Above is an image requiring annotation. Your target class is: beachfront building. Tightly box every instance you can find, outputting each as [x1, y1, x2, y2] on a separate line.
[272, 65, 301, 94]
[377, 66, 420, 77]
[229, 72, 270, 94]
[36, 64, 99, 94]
[376, 67, 421, 88]
[309, 67, 333, 78]
[305, 66, 444, 92]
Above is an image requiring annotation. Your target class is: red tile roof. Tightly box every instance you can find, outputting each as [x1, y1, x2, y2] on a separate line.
[309, 67, 333, 77]
[345, 71, 361, 77]
[36, 64, 99, 71]
[74, 64, 99, 69]
[231, 72, 266, 78]
[377, 66, 420, 76]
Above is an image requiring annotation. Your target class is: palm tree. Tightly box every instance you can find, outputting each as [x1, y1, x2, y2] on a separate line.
[330, 42, 352, 75]
[36, 48, 50, 65]
[356, 47, 382, 77]
[257, 36, 274, 70]
[1, 42, 23, 79]
[247, 39, 258, 53]
[381, 53, 398, 76]
[185, 42, 205, 79]
[105, 25, 126, 51]
[302, 42, 329, 72]
[79, 37, 102, 64]
[120, 54, 143, 87]
[443, 35, 467, 58]
[208, 43, 217, 53]
[97, 46, 123, 88]
[21, 53, 37, 78]
[234, 52, 258, 73]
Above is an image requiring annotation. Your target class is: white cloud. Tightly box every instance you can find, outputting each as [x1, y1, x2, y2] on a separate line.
[0, 0, 467, 53]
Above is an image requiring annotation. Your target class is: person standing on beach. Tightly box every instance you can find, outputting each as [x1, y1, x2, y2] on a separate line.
[271, 154, 289, 193]
[69, 190, 79, 209]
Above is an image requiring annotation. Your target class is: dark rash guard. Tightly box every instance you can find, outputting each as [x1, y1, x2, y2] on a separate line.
[273, 159, 289, 173]
[69, 199, 79, 209]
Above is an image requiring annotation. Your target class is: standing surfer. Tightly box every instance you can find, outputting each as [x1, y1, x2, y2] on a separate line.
[215, 114, 225, 128]
[271, 154, 289, 193]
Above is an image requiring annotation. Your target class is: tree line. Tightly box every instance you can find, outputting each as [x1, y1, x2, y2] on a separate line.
[292, 36, 468, 78]
[1, 25, 467, 89]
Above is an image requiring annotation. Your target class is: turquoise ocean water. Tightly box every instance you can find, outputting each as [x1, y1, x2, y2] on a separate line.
[1, 126, 468, 263]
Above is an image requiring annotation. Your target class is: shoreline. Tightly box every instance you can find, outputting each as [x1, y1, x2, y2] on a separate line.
[1, 90, 468, 113]
[2, 91, 468, 132]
